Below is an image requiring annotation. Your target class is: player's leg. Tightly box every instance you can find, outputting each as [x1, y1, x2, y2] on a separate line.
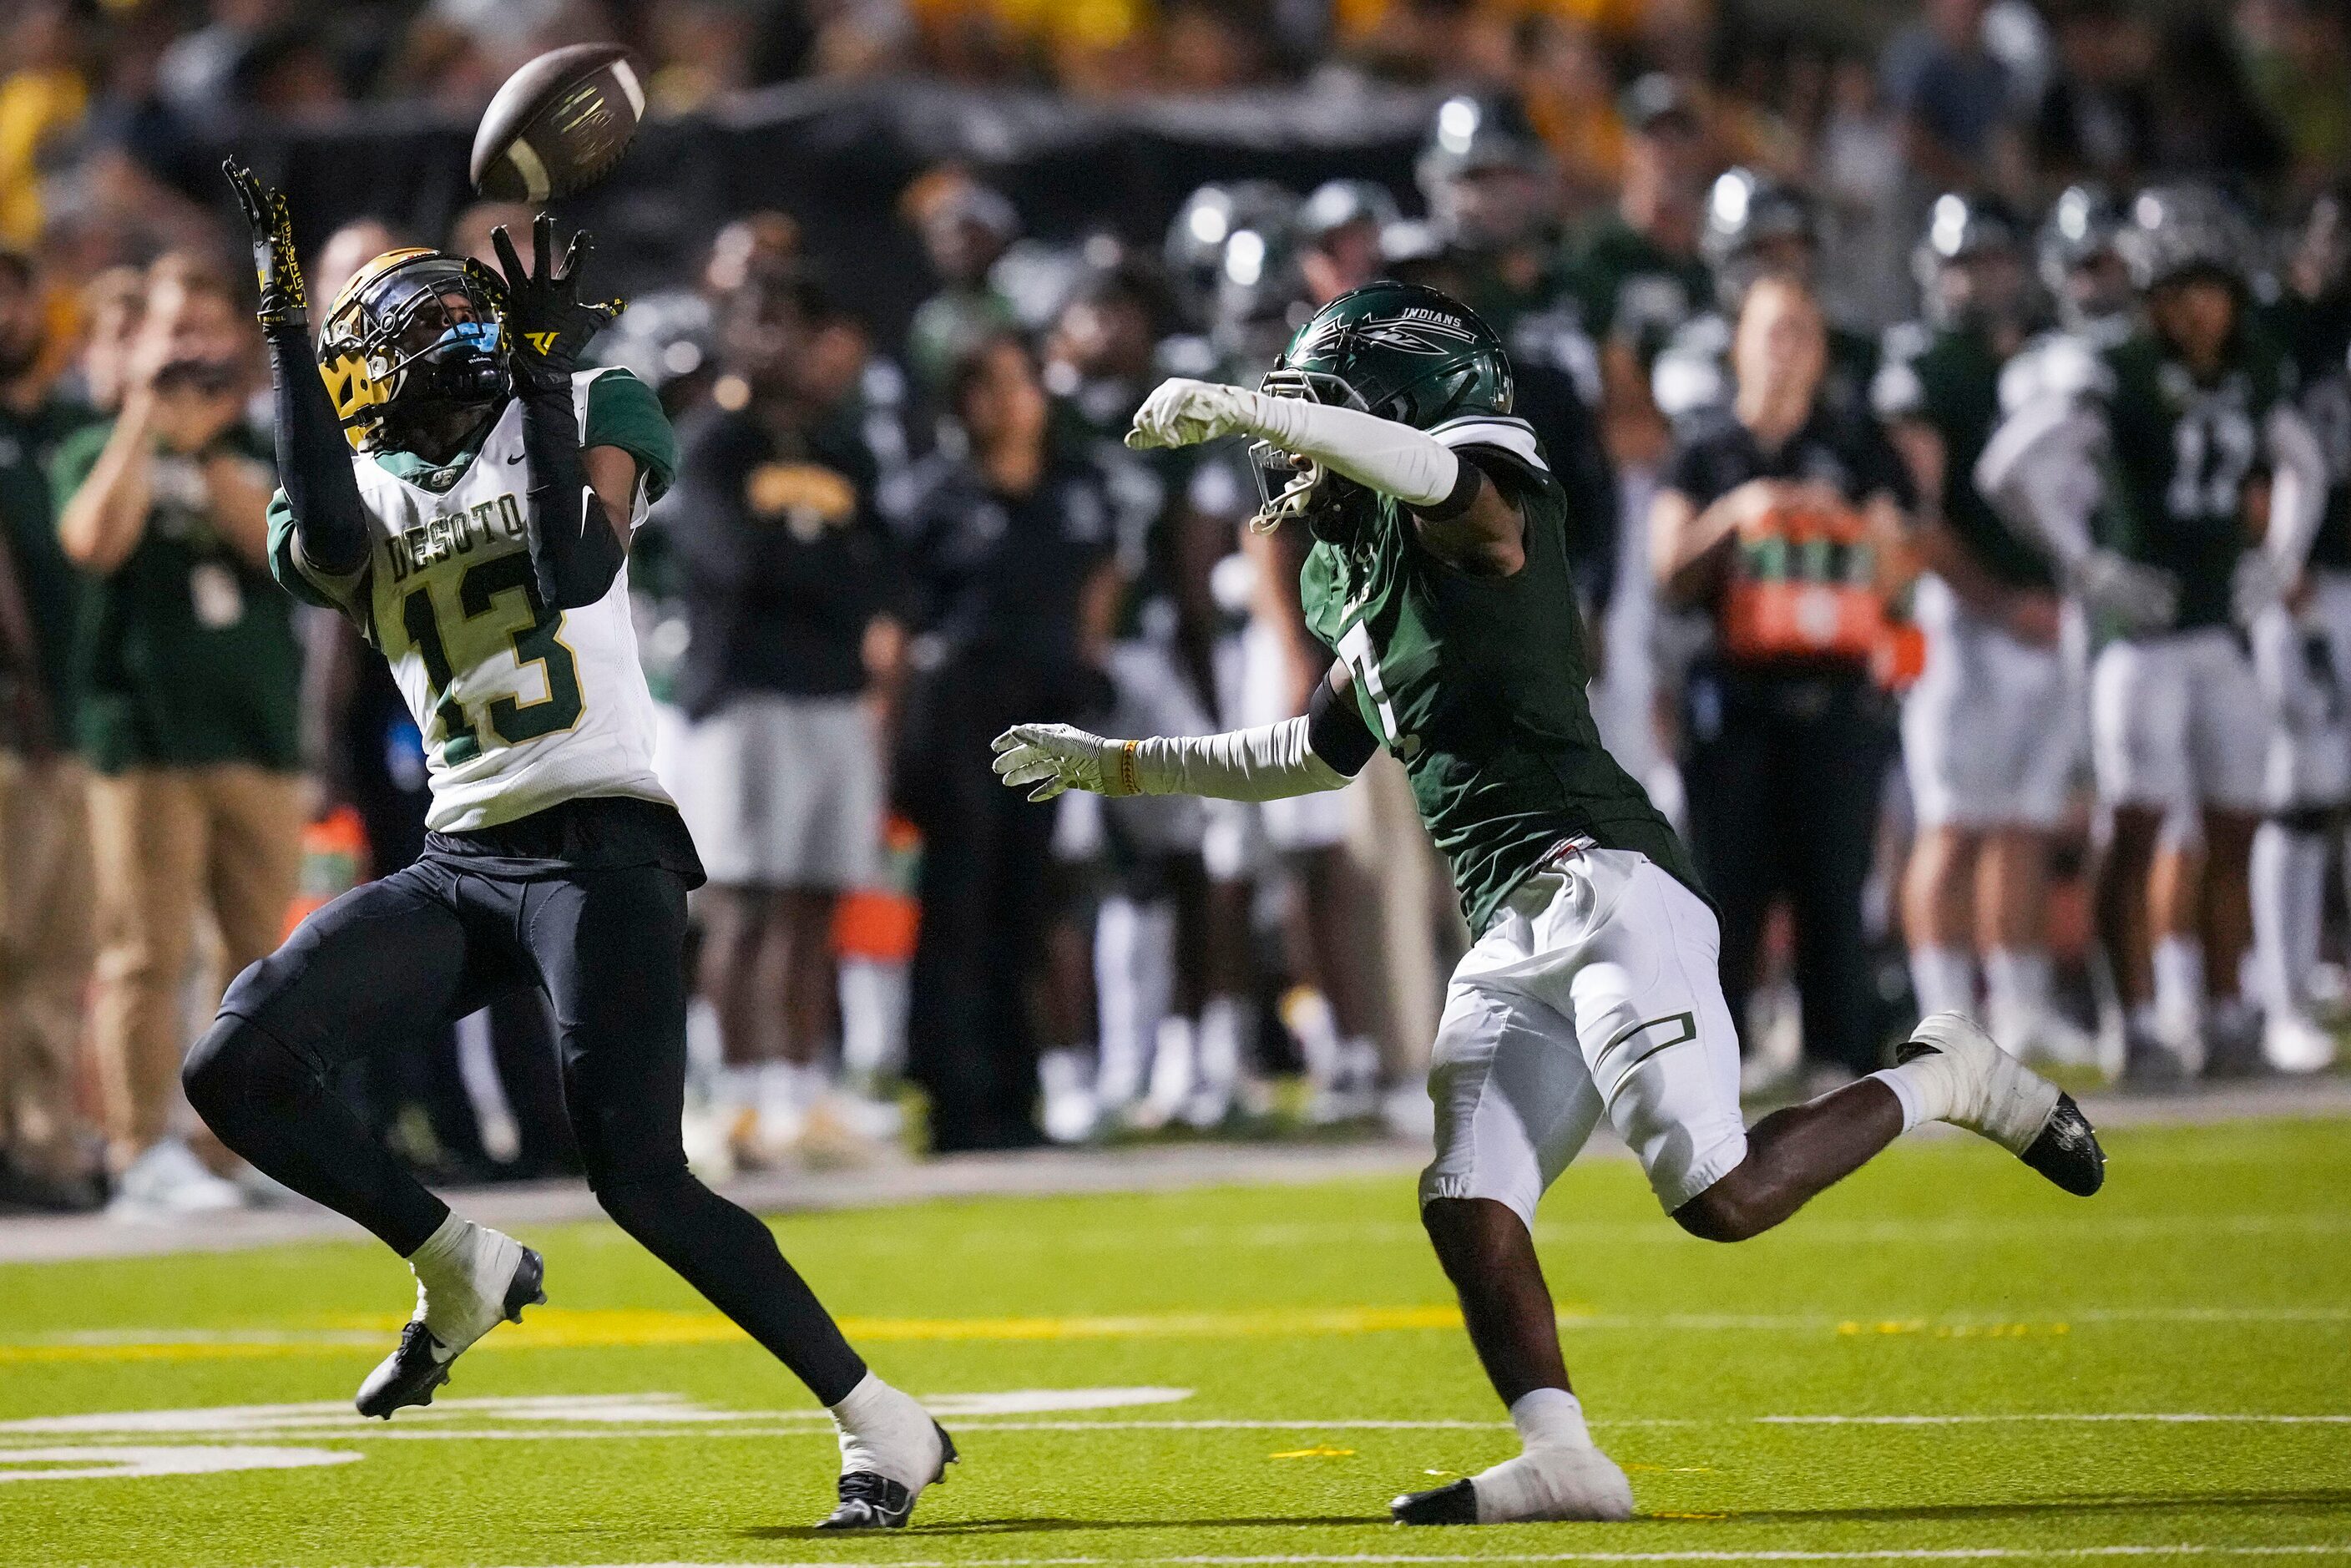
[180, 862, 545, 1415]
[1401, 883, 1631, 1525]
[2191, 630, 2273, 1067]
[1900, 578, 1986, 1021]
[2089, 638, 2187, 1058]
[517, 864, 951, 1526]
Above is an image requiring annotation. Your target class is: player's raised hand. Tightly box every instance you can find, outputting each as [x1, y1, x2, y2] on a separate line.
[221, 158, 307, 329]
[1127, 378, 1260, 451]
[2070, 547, 2179, 633]
[991, 723, 1135, 801]
[489, 212, 624, 392]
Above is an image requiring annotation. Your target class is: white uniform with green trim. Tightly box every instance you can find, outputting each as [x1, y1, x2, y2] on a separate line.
[274, 367, 675, 832]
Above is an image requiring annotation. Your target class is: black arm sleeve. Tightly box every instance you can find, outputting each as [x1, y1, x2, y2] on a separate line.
[265, 323, 370, 578]
[1306, 673, 1380, 777]
[520, 382, 627, 610]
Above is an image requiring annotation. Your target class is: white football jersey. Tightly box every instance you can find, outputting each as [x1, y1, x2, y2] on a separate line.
[287, 369, 670, 832]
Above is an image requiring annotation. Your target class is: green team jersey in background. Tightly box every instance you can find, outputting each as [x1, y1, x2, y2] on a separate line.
[2095, 326, 2291, 632]
[1875, 322, 2056, 591]
[1570, 216, 1712, 370]
[50, 419, 299, 775]
[2266, 289, 2351, 573]
[1297, 416, 1701, 933]
[0, 394, 92, 743]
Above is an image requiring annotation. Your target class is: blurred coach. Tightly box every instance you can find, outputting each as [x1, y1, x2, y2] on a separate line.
[1651, 274, 1915, 1080]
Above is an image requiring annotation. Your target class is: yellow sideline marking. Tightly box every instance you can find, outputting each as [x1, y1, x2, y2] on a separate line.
[1267, 1444, 1355, 1459]
[0, 1305, 1467, 1362]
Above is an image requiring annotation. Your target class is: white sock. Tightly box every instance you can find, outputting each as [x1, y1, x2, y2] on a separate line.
[714, 1066, 759, 1110]
[830, 1371, 935, 1490]
[1510, 1386, 1592, 1452]
[1281, 985, 1342, 1084]
[406, 1214, 520, 1347]
[1983, 948, 2050, 1025]
[1196, 996, 1246, 1089]
[1908, 943, 1975, 1019]
[2151, 936, 2204, 1027]
[1868, 1050, 1959, 1133]
[2251, 823, 2327, 1018]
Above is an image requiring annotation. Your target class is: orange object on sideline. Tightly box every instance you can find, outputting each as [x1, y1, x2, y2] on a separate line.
[1721, 501, 1890, 665]
[282, 807, 371, 940]
[833, 815, 923, 963]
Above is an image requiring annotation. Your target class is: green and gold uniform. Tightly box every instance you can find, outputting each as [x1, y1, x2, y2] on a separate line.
[1298, 416, 1699, 933]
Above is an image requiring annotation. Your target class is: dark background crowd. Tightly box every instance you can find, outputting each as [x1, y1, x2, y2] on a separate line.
[0, 0, 2346, 1217]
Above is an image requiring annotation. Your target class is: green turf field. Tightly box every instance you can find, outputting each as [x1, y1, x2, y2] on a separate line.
[3, 1116, 2348, 1567]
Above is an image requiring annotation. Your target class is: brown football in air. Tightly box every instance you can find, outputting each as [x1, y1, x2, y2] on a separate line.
[469, 43, 644, 204]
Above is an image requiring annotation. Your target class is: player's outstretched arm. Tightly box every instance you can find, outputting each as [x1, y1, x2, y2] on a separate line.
[223, 158, 370, 580]
[490, 213, 628, 610]
[993, 670, 1380, 803]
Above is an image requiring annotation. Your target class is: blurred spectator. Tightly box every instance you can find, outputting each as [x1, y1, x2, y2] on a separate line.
[1651, 275, 1914, 1079]
[662, 261, 902, 1167]
[2144, 13, 2288, 190]
[53, 255, 299, 1216]
[1881, 0, 2019, 194]
[1816, 55, 1910, 331]
[893, 333, 1116, 1151]
[2241, 0, 2351, 193]
[0, 249, 99, 1210]
[0, 1, 92, 250]
[2031, 0, 2156, 190]
[903, 173, 1020, 396]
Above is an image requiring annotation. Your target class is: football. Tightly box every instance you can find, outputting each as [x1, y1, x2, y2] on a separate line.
[468, 43, 645, 204]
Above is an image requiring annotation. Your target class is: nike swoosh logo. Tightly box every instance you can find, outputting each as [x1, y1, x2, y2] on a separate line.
[507, 453, 524, 463]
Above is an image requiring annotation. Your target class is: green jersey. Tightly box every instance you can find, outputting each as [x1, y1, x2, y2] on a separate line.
[1874, 322, 2055, 590]
[1297, 415, 1701, 932]
[0, 394, 92, 741]
[1570, 216, 1711, 370]
[2264, 290, 2351, 573]
[2095, 326, 2291, 631]
[51, 419, 299, 774]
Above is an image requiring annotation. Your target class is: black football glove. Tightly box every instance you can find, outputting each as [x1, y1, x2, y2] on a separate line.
[489, 213, 623, 395]
[222, 158, 307, 330]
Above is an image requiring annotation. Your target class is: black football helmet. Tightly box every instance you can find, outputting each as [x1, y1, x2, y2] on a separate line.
[318, 247, 509, 451]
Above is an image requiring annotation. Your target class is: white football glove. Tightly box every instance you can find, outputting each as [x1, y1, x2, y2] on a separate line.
[1125, 379, 1262, 451]
[991, 723, 1134, 801]
[2068, 548, 2179, 632]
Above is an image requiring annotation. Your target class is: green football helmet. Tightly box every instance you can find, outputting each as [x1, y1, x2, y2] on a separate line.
[1250, 280, 1513, 531]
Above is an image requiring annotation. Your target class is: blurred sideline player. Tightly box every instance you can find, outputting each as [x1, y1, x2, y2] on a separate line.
[1878, 196, 2092, 1065]
[1980, 186, 2326, 1075]
[188, 163, 952, 1527]
[2249, 186, 2351, 1074]
[995, 281, 2105, 1524]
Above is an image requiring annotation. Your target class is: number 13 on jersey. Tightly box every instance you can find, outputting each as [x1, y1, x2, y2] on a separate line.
[398, 554, 584, 765]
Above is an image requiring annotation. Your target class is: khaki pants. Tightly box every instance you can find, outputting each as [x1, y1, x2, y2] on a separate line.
[87, 764, 302, 1156]
[0, 753, 96, 1177]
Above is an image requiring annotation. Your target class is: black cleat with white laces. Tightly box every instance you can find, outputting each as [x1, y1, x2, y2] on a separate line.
[816, 1423, 958, 1530]
[354, 1245, 545, 1419]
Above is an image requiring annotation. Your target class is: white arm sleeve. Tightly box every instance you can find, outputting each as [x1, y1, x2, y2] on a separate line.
[2263, 403, 2329, 576]
[1246, 395, 1461, 508]
[1974, 395, 2107, 568]
[1130, 716, 1352, 802]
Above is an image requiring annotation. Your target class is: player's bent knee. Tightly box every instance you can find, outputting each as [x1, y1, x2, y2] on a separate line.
[180, 1014, 306, 1130]
[1670, 1170, 1768, 1243]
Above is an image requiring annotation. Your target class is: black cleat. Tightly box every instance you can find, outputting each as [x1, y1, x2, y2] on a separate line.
[1391, 1478, 1480, 1525]
[354, 1245, 545, 1419]
[2020, 1091, 2106, 1196]
[816, 1422, 958, 1530]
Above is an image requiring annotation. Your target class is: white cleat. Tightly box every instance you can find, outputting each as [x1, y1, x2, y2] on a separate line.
[1900, 1013, 2105, 1196]
[821, 1378, 958, 1530]
[1393, 1445, 1635, 1524]
[106, 1139, 247, 1222]
[2263, 1013, 2338, 1075]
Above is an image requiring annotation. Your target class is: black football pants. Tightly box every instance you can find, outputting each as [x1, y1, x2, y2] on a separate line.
[182, 850, 868, 1404]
